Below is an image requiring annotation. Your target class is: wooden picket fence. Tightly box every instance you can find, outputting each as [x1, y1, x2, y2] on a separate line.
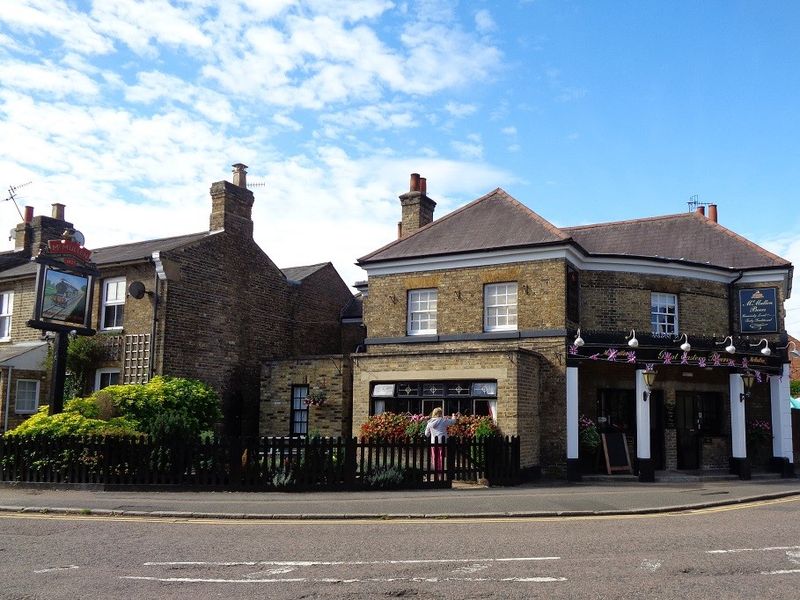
[0, 435, 520, 490]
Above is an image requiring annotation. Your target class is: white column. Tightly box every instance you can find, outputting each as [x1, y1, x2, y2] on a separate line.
[729, 374, 747, 459]
[635, 370, 651, 460]
[566, 366, 579, 460]
[770, 365, 794, 463]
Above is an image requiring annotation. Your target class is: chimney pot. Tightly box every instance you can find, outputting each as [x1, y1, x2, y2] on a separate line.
[397, 221, 403, 239]
[708, 204, 718, 223]
[232, 163, 248, 188]
[51, 203, 65, 221]
[420, 177, 427, 195]
[409, 173, 420, 192]
[24, 206, 33, 223]
[696, 206, 705, 216]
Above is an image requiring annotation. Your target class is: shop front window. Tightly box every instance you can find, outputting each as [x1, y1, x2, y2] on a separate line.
[370, 380, 497, 421]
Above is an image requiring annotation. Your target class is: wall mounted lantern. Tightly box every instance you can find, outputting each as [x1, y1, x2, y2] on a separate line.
[739, 371, 755, 402]
[642, 369, 656, 402]
[573, 328, 585, 347]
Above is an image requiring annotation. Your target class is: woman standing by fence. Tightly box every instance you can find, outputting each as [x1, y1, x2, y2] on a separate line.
[424, 408, 457, 474]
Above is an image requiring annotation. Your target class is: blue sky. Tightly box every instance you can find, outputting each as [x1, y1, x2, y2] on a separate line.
[1, 1, 798, 335]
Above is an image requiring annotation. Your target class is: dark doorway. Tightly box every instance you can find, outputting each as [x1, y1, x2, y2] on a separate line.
[675, 392, 724, 470]
[649, 390, 665, 470]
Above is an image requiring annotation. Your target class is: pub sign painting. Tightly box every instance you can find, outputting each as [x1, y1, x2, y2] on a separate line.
[28, 236, 98, 335]
[739, 288, 778, 334]
[39, 267, 90, 327]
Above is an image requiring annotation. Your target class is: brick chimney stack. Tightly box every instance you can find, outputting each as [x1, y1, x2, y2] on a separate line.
[708, 204, 718, 223]
[398, 172, 436, 238]
[14, 204, 73, 254]
[209, 163, 255, 238]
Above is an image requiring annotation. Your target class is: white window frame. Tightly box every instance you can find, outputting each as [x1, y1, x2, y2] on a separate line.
[0, 291, 12, 341]
[651, 292, 678, 336]
[95, 368, 121, 391]
[484, 282, 518, 332]
[407, 289, 438, 335]
[15, 379, 39, 414]
[101, 277, 126, 330]
[291, 385, 309, 436]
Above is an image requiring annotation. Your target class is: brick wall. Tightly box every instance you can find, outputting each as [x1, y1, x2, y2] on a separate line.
[579, 271, 730, 335]
[159, 232, 292, 437]
[260, 355, 353, 437]
[289, 264, 354, 356]
[364, 260, 566, 338]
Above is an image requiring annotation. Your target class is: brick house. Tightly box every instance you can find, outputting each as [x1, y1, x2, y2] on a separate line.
[0, 164, 355, 437]
[354, 174, 795, 479]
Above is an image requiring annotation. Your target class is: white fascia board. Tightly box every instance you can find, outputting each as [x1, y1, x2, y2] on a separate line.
[363, 245, 790, 289]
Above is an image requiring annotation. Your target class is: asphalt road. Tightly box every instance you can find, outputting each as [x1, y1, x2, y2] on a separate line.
[2, 496, 799, 599]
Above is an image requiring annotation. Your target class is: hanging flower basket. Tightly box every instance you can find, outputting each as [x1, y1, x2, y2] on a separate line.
[304, 388, 327, 407]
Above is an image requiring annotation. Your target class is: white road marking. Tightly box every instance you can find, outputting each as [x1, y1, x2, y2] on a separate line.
[34, 565, 80, 574]
[786, 551, 800, 565]
[640, 559, 661, 572]
[707, 545, 800, 554]
[761, 569, 800, 576]
[245, 567, 297, 577]
[122, 575, 567, 584]
[143, 556, 560, 567]
[453, 563, 489, 574]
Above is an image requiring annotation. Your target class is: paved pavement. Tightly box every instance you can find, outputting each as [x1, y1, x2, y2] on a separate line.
[1, 472, 798, 520]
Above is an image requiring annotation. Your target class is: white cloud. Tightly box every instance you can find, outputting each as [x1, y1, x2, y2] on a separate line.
[474, 9, 496, 33]
[445, 102, 477, 118]
[273, 113, 303, 131]
[501, 126, 517, 136]
[0, 59, 99, 97]
[125, 70, 233, 123]
[451, 139, 483, 160]
[0, 0, 112, 55]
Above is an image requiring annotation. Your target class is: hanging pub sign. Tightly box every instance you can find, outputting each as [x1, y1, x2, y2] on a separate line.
[739, 288, 778, 334]
[27, 232, 99, 336]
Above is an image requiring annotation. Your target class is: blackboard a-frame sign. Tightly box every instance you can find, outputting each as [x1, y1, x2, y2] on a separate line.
[602, 432, 633, 474]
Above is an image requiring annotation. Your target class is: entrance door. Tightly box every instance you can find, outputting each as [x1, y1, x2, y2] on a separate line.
[675, 392, 703, 469]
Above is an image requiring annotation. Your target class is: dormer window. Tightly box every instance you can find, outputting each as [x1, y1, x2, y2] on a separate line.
[101, 277, 126, 330]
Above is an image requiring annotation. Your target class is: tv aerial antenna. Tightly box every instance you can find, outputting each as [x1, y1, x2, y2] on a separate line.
[687, 194, 711, 212]
[2, 181, 32, 221]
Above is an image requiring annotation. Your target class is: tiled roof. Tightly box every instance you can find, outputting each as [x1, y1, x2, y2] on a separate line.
[0, 231, 212, 279]
[358, 186, 789, 271]
[564, 212, 790, 269]
[281, 262, 330, 282]
[358, 189, 569, 263]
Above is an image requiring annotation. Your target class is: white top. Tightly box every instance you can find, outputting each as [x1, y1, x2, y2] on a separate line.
[425, 417, 456, 442]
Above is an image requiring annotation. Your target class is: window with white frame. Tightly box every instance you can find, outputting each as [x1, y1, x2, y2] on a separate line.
[651, 292, 678, 335]
[407, 289, 437, 335]
[291, 385, 309, 436]
[0, 291, 12, 340]
[101, 277, 126, 330]
[95, 368, 121, 391]
[15, 379, 39, 414]
[484, 282, 518, 331]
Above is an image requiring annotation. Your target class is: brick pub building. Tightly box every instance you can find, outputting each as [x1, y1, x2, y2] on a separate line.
[354, 174, 795, 480]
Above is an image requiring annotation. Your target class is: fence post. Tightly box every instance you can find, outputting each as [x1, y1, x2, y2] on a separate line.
[446, 437, 456, 484]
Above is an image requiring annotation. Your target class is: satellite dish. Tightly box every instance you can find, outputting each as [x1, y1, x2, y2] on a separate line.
[128, 281, 146, 299]
[72, 229, 86, 246]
